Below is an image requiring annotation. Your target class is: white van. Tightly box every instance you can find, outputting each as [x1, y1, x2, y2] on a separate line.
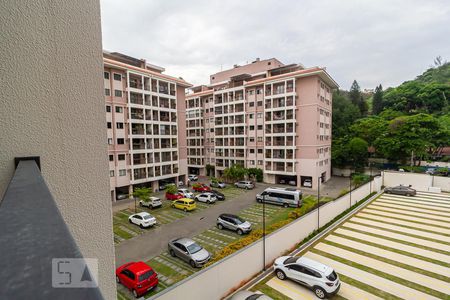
[256, 187, 302, 208]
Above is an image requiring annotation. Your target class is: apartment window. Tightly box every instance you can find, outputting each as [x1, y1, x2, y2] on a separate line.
[257, 101, 262, 106]
[117, 138, 125, 144]
[249, 114, 254, 119]
[257, 113, 262, 118]
[210, 108, 213, 112]
[106, 105, 111, 112]
[107, 138, 113, 145]
[113, 73, 121, 81]
[249, 160, 255, 165]
[105, 88, 110, 96]
[249, 125, 255, 131]
[257, 137, 263, 142]
[107, 122, 112, 129]
[115, 90, 122, 97]
[258, 149, 263, 154]
[249, 137, 255, 142]
[119, 169, 126, 176]
[116, 122, 124, 129]
[109, 155, 114, 161]
[250, 149, 255, 154]
[104, 72, 110, 80]
[257, 125, 263, 130]
[249, 102, 255, 107]
[258, 160, 263, 165]
[115, 106, 123, 113]
[256, 88, 262, 94]
[118, 154, 125, 161]
[109, 170, 114, 177]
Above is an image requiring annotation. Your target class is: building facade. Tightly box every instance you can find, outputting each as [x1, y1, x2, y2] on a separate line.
[186, 59, 338, 189]
[104, 52, 191, 201]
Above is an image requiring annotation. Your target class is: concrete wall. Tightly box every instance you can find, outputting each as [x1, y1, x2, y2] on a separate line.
[0, 1, 116, 299]
[382, 171, 450, 192]
[150, 177, 381, 300]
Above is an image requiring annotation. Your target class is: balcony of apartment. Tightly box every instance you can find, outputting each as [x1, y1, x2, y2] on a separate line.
[132, 138, 146, 150]
[171, 125, 177, 135]
[144, 94, 151, 106]
[145, 125, 153, 135]
[272, 97, 285, 109]
[146, 138, 153, 149]
[236, 150, 245, 158]
[286, 150, 294, 159]
[160, 111, 170, 122]
[172, 151, 178, 161]
[235, 127, 245, 135]
[154, 153, 160, 163]
[155, 166, 161, 177]
[151, 79, 158, 92]
[235, 115, 244, 124]
[160, 98, 170, 109]
[216, 128, 223, 136]
[131, 108, 144, 120]
[286, 163, 294, 172]
[286, 110, 294, 120]
[173, 163, 179, 173]
[161, 152, 172, 162]
[265, 86, 272, 96]
[153, 139, 160, 149]
[133, 153, 146, 165]
[286, 123, 294, 133]
[274, 162, 285, 172]
[215, 107, 223, 115]
[273, 137, 285, 146]
[286, 96, 294, 106]
[169, 83, 176, 96]
[170, 98, 176, 109]
[265, 125, 272, 134]
[272, 111, 285, 121]
[273, 83, 285, 95]
[144, 77, 151, 91]
[265, 161, 272, 170]
[130, 92, 143, 105]
[152, 96, 158, 107]
[286, 136, 294, 146]
[272, 149, 285, 159]
[214, 95, 223, 105]
[159, 125, 171, 135]
[144, 109, 152, 121]
[235, 138, 245, 146]
[215, 150, 223, 157]
[147, 153, 154, 164]
[133, 167, 147, 180]
[131, 124, 145, 135]
[235, 104, 244, 113]
[129, 75, 143, 89]
[147, 167, 154, 177]
[286, 80, 294, 93]
[159, 82, 169, 95]
[216, 159, 224, 167]
[265, 99, 271, 109]
[171, 112, 177, 123]
[273, 124, 285, 134]
[161, 138, 171, 149]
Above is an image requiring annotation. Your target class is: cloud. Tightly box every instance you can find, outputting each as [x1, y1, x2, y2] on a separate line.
[100, 0, 450, 89]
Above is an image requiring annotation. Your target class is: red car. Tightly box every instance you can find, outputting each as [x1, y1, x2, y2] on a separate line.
[116, 261, 158, 298]
[165, 192, 183, 200]
[193, 184, 211, 192]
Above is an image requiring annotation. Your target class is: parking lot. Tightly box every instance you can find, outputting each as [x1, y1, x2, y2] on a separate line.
[250, 191, 450, 299]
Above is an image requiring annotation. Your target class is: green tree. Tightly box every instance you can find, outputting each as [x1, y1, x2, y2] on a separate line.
[348, 137, 369, 169]
[247, 168, 263, 182]
[165, 184, 178, 195]
[349, 80, 361, 106]
[349, 117, 388, 147]
[205, 164, 215, 176]
[132, 187, 152, 201]
[332, 91, 361, 138]
[223, 164, 248, 182]
[372, 84, 383, 115]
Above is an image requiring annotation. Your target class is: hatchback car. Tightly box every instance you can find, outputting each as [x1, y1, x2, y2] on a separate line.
[230, 291, 273, 300]
[217, 214, 251, 235]
[128, 212, 156, 228]
[165, 191, 183, 201]
[193, 183, 211, 192]
[188, 174, 198, 181]
[385, 185, 416, 196]
[303, 179, 312, 187]
[273, 256, 340, 299]
[178, 188, 194, 199]
[139, 196, 162, 209]
[210, 181, 226, 188]
[234, 181, 255, 189]
[210, 190, 225, 201]
[168, 237, 211, 268]
[116, 261, 158, 298]
[171, 198, 196, 212]
[195, 193, 217, 204]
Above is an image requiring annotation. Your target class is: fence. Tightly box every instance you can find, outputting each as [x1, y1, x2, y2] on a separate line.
[149, 176, 382, 300]
[382, 171, 450, 192]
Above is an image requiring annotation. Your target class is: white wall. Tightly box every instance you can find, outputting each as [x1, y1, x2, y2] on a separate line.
[383, 171, 450, 192]
[150, 177, 381, 300]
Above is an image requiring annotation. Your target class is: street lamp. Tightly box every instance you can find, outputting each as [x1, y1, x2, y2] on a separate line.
[317, 176, 320, 230]
[349, 171, 352, 209]
[369, 161, 373, 194]
[262, 193, 266, 271]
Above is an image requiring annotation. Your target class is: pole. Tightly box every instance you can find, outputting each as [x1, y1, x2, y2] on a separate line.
[134, 196, 137, 213]
[369, 162, 372, 194]
[349, 171, 352, 208]
[317, 177, 320, 229]
[262, 194, 266, 271]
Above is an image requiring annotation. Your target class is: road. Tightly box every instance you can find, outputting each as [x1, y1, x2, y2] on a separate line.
[115, 183, 268, 266]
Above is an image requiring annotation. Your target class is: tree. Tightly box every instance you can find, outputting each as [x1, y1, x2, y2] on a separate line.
[349, 117, 388, 147]
[372, 84, 383, 115]
[205, 164, 215, 177]
[247, 168, 263, 182]
[349, 80, 361, 106]
[165, 184, 178, 195]
[223, 164, 248, 182]
[132, 187, 152, 201]
[332, 90, 361, 138]
[348, 137, 369, 169]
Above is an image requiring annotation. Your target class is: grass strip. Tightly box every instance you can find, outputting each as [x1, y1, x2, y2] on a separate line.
[367, 204, 450, 221]
[338, 274, 402, 300]
[360, 210, 450, 230]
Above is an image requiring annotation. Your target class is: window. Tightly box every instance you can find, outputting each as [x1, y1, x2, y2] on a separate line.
[249, 137, 255, 142]
[107, 138, 113, 145]
[117, 138, 125, 145]
[119, 169, 126, 176]
[104, 88, 110, 96]
[257, 113, 262, 118]
[256, 88, 262, 94]
[104, 72, 110, 80]
[249, 114, 254, 119]
[257, 101, 262, 106]
[109, 155, 113, 161]
[114, 90, 122, 97]
[258, 149, 263, 154]
[115, 106, 123, 113]
[257, 137, 263, 142]
[257, 125, 263, 130]
[106, 105, 111, 112]
[258, 160, 263, 165]
[250, 149, 255, 154]
[118, 154, 126, 161]
[249, 125, 255, 131]
[113, 73, 121, 81]
[116, 122, 124, 129]
[107, 122, 112, 129]
[109, 170, 114, 177]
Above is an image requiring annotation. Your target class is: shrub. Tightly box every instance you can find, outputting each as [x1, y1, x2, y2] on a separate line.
[192, 183, 202, 189]
[166, 184, 178, 195]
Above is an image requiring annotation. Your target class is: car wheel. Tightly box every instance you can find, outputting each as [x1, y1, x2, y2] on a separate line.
[217, 223, 223, 230]
[139, 224, 144, 229]
[116, 275, 120, 284]
[184, 208, 187, 212]
[139, 202, 143, 207]
[237, 229, 243, 235]
[276, 270, 286, 280]
[245, 186, 249, 190]
[169, 249, 176, 257]
[132, 289, 139, 298]
[314, 286, 326, 299]
[207, 200, 210, 204]
[190, 260, 197, 268]
[283, 203, 289, 208]
[129, 219, 132, 223]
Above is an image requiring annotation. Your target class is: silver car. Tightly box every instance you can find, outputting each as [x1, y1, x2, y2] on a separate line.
[230, 291, 273, 300]
[217, 214, 251, 235]
[234, 181, 255, 189]
[168, 238, 211, 268]
[195, 192, 217, 204]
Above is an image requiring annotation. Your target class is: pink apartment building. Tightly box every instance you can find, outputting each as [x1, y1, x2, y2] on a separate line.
[186, 58, 338, 189]
[104, 52, 192, 201]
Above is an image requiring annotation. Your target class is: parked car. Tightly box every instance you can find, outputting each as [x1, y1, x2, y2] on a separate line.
[116, 193, 128, 200]
[279, 179, 286, 184]
[385, 185, 416, 196]
[210, 181, 226, 188]
[139, 196, 162, 209]
[231, 291, 273, 300]
[195, 193, 217, 204]
[192, 183, 211, 192]
[234, 181, 255, 189]
[256, 187, 302, 208]
[188, 174, 198, 181]
[128, 212, 156, 228]
[165, 191, 183, 201]
[303, 178, 312, 187]
[273, 256, 340, 299]
[168, 237, 211, 268]
[116, 261, 158, 298]
[217, 213, 251, 235]
[210, 190, 225, 201]
[178, 180, 184, 187]
[288, 180, 296, 186]
[171, 198, 196, 212]
[159, 180, 174, 190]
[178, 188, 194, 199]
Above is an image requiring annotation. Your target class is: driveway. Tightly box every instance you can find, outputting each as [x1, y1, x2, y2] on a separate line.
[115, 183, 269, 266]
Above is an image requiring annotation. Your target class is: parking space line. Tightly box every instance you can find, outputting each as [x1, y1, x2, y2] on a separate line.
[325, 234, 450, 277]
[361, 208, 450, 228]
[339, 281, 384, 300]
[266, 277, 316, 300]
[304, 252, 441, 300]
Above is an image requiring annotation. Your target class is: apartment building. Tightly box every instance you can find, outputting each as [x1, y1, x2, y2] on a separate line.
[104, 52, 192, 201]
[186, 59, 338, 189]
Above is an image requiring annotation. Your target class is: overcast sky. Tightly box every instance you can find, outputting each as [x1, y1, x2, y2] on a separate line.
[100, 0, 450, 90]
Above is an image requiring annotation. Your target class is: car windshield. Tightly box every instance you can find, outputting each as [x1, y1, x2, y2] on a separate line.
[187, 243, 202, 254]
[234, 216, 245, 224]
[326, 270, 337, 281]
[246, 295, 263, 300]
[283, 256, 297, 264]
[143, 215, 153, 220]
[138, 270, 154, 282]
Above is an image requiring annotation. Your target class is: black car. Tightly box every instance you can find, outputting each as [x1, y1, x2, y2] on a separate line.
[210, 190, 225, 200]
[385, 185, 416, 196]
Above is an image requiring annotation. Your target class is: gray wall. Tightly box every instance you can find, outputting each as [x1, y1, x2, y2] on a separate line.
[0, 1, 116, 299]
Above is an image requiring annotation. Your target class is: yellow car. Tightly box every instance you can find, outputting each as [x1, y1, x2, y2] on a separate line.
[171, 198, 196, 212]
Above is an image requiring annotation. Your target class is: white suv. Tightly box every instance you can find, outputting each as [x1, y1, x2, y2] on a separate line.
[195, 193, 217, 204]
[273, 256, 340, 299]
